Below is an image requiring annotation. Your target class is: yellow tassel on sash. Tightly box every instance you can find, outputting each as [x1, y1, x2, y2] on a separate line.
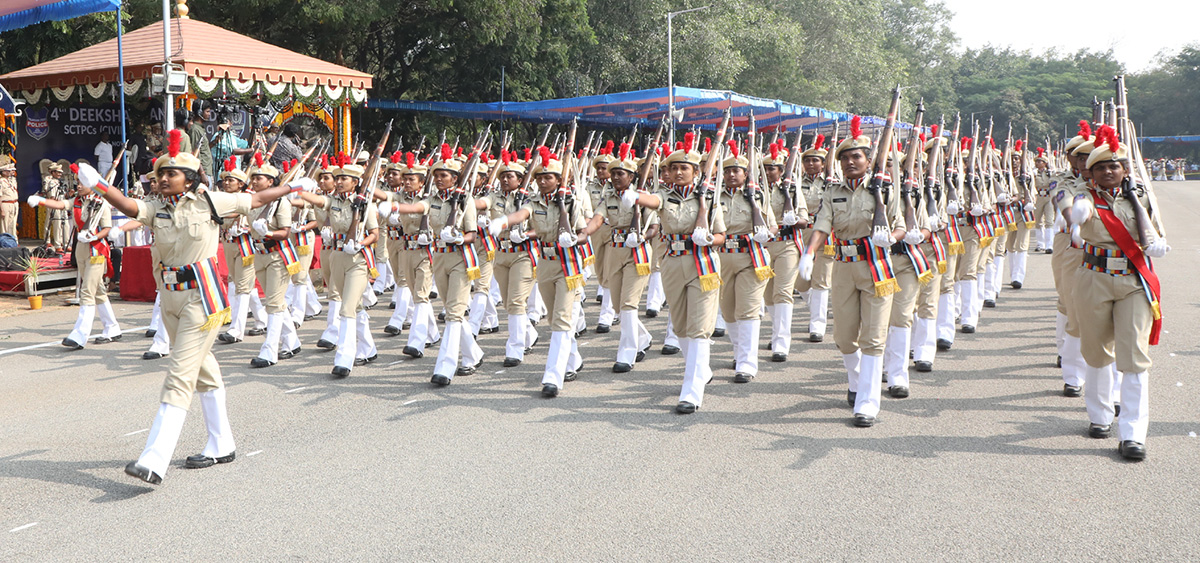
[487, 250, 495, 261]
[754, 266, 775, 282]
[936, 260, 947, 274]
[1151, 300, 1162, 321]
[873, 278, 900, 297]
[948, 242, 965, 255]
[917, 269, 935, 285]
[980, 236, 994, 247]
[583, 255, 595, 267]
[565, 273, 585, 291]
[368, 267, 379, 278]
[199, 307, 233, 332]
[285, 261, 301, 276]
[298, 245, 312, 256]
[699, 272, 721, 292]
[90, 255, 105, 264]
[823, 244, 835, 256]
[635, 263, 651, 276]
[1024, 221, 1036, 229]
[1006, 223, 1017, 233]
[242, 255, 254, 266]
[466, 266, 481, 281]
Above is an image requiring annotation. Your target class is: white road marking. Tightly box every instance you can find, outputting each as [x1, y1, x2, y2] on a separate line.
[494, 370, 504, 375]
[402, 400, 418, 405]
[9, 522, 37, 533]
[122, 428, 149, 437]
[246, 450, 263, 457]
[386, 360, 406, 366]
[0, 326, 151, 357]
[284, 386, 313, 394]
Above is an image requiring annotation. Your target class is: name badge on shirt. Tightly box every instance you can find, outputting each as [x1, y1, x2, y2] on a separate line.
[667, 198, 681, 205]
[331, 206, 342, 212]
[534, 210, 547, 216]
[155, 212, 172, 219]
[431, 204, 442, 210]
[832, 198, 847, 203]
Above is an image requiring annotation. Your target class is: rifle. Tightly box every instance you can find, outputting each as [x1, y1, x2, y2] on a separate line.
[778, 124, 806, 221]
[1112, 75, 1158, 245]
[444, 126, 491, 233]
[866, 86, 903, 236]
[900, 100, 925, 234]
[964, 119, 982, 210]
[696, 109, 732, 231]
[555, 119, 579, 243]
[744, 114, 770, 240]
[350, 119, 393, 241]
[630, 118, 668, 239]
[825, 120, 841, 184]
[925, 114, 947, 225]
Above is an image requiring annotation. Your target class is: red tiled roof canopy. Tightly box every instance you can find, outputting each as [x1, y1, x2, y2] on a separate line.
[0, 17, 372, 91]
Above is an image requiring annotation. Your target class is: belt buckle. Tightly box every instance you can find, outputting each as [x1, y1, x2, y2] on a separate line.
[407, 241, 419, 250]
[1107, 257, 1128, 271]
[611, 233, 623, 246]
[723, 239, 739, 249]
[436, 241, 448, 249]
[670, 241, 687, 252]
[162, 270, 178, 285]
[543, 247, 557, 259]
[500, 240, 512, 249]
[840, 245, 858, 256]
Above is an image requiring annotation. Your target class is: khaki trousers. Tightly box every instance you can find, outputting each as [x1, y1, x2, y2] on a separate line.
[791, 229, 833, 294]
[592, 225, 612, 287]
[661, 253, 721, 339]
[718, 252, 767, 322]
[494, 249, 535, 315]
[387, 239, 409, 290]
[832, 260, 893, 356]
[1035, 196, 1054, 228]
[291, 246, 315, 284]
[915, 241, 940, 319]
[253, 250, 289, 314]
[0, 202, 16, 235]
[76, 241, 109, 306]
[320, 244, 334, 297]
[889, 253, 921, 328]
[222, 243, 256, 294]
[473, 255, 494, 295]
[601, 243, 650, 312]
[1006, 219, 1030, 253]
[159, 287, 225, 410]
[955, 223, 982, 282]
[399, 248, 433, 304]
[537, 254, 580, 332]
[432, 249, 471, 323]
[1051, 233, 1084, 336]
[1075, 268, 1154, 373]
[765, 240, 799, 304]
[328, 249, 369, 318]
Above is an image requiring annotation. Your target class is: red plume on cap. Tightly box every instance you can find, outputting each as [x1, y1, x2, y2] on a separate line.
[224, 157, 235, 173]
[675, 141, 683, 151]
[630, 147, 638, 158]
[930, 124, 939, 138]
[523, 148, 532, 161]
[604, 140, 614, 155]
[618, 142, 630, 161]
[337, 151, 349, 166]
[919, 133, 927, 144]
[254, 151, 264, 167]
[683, 131, 695, 153]
[850, 115, 862, 139]
[770, 142, 780, 161]
[1014, 140, 1023, 152]
[168, 129, 182, 158]
[320, 154, 330, 170]
[282, 160, 291, 173]
[1078, 120, 1092, 139]
[70, 163, 79, 174]
[577, 149, 586, 159]
[291, 158, 298, 168]
[456, 147, 464, 158]
[537, 146, 551, 163]
[440, 143, 452, 162]
[390, 150, 402, 164]
[961, 137, 972, 150]
[406, 152, 415, 168]
[813, 134, 825, 150]
[1037, 147, 1046, 158]
[704, 138, 712, 153]
[501, 150, 511, 165]
[1095, 124, 1120, 152]
[726, 139, 739, 159]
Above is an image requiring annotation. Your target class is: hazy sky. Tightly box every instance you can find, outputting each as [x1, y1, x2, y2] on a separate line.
[941, 0, 1194, 71]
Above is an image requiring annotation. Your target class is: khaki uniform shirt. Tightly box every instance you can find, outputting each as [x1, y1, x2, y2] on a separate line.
[650, 184, 726, 236]
[597, 185, 658, 234]
[420, 190, 477, 238]
[251, 198, 294, 245]
[719, 186, 776, 236]
[0, 176, 17, 202]
[318, 193, 379, 238]
[134, 189, 253, 267]
[813, 178, 902, 241]
[520, 193, 587, 241]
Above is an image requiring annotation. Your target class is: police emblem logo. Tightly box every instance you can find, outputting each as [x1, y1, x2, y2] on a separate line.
[25, 107, 49, 140]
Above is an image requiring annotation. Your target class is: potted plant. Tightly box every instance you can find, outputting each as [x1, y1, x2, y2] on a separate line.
[19, 256, 43, 309]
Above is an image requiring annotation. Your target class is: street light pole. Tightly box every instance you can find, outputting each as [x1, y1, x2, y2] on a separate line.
[666, 5, 710, 147]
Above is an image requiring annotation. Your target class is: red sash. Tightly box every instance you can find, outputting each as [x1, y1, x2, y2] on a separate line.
[1092, 190, 1163, 345]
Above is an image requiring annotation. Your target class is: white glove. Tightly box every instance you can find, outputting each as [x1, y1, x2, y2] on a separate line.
[871, 226, 894, 247]
[903, 228, 923, 245]
[1070, 197, 1094, 225]
[289, 223, 304, 234]
[969, 203, 984, 217]
[488, 218, 508, 238]
[77, 230, 96, 243]
[287, 191, 303, 202]
[927, 215, 942, 231]
[782, 211, 799, 226]
[107, 228, 123, 243]
[387, 213, 400, 226]
[752, 226, 771, 244]
[996, 192, 1010, 204]
[342, 240, 361, 255]
[557, 230, 576, 248]
[477, 214, 490, 230]
[439, 226, 458, 243]
[377, 201, 394, 218]
[287, 177, 317, 193]
[1144, 238, 1170, 258]
[624, 232, 641, 247]
[26, 195, 45, 207]
[691, 228, 713, 247]
[76, 162, 102, 189]
[620, 188, 639, 210]
[509, 227, 528, 244]
[798, 251, 814, 281]
[320, 226, 333, 240]
[252, 218, 270, 236]
[1023, 202, 1036, 213]
[417, 232, 432, 246]
[946, 201, 960, 215]
[1070, 225, 1083, 248]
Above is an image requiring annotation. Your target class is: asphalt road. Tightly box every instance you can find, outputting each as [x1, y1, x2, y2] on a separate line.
[2, 182, 1198, 561]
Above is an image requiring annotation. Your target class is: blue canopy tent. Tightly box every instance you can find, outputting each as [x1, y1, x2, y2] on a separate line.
[373, 87, 914, 136]
[0, 0, 121, 34]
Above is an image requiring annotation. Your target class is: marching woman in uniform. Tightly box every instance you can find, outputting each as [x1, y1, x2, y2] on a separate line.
[469, 158, 501, 336]
[293, 154, 380, 377]
[313, 156, 344, 351]
[717, 140, 775, 383]
[286, 164, 321, 329]
[488, 152, 540, 367]
[380, 154, 442, 358]
[490, 147, 589, 396]
[591, 143, 655, 372]
[764, 138, 815, 362]
[377, 151, 412, 336]
[29, 169, 122, 349]
[247, 155, 303, 368]
[799, 117, 904, 427]
[76, 130, 297, 484]
[1070, 125, 1168, 461]
[390, 145, 482, 385]
[215, 158, 257, 347]
[621, 133, 725, 413]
